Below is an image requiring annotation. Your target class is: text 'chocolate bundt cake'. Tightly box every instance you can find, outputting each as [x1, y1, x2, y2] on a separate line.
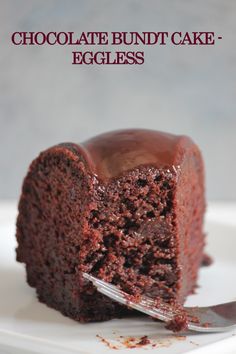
[16, 129, 206, 322]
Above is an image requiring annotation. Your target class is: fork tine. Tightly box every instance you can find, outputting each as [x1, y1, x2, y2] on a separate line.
[83, 273, 156, 307]
[83, 273, 206, 331]
[83, 273, 236, 333]
[83, 273, 131, 299]
[83, 273, 209, 329]
[82, 273, 171, 322]
[83, 272, 167, 311]
[83, 273, 129, 295]
[97, 282, 170, 322]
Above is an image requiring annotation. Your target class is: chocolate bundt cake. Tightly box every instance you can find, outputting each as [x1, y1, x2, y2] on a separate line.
[16, 129, 205, 322]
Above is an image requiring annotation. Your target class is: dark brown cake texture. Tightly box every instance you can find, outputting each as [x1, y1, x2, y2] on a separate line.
[16, 129, 206, 324]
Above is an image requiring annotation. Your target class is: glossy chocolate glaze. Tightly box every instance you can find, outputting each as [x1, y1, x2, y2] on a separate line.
[79, 129, 193, 181]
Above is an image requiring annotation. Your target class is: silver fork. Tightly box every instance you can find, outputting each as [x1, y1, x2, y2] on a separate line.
[83, 272, 236, 333]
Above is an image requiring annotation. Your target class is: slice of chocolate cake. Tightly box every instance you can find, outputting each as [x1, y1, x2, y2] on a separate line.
[16, 129, 205, 322]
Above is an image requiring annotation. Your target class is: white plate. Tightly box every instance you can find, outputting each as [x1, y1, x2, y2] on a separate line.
[0, 202, 236, 354]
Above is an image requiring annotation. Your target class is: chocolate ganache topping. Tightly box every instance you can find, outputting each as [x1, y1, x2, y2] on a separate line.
[79, 129, 193, 181]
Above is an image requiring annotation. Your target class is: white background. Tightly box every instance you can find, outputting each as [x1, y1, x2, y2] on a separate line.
[0, 0, 236, 200]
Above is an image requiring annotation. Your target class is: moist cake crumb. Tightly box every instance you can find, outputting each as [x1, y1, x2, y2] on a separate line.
[166, 314, 188, 332]
[16, 129, 207, 327]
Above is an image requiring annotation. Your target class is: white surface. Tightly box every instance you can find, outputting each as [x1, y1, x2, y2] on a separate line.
[0, 201, 236, 354]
